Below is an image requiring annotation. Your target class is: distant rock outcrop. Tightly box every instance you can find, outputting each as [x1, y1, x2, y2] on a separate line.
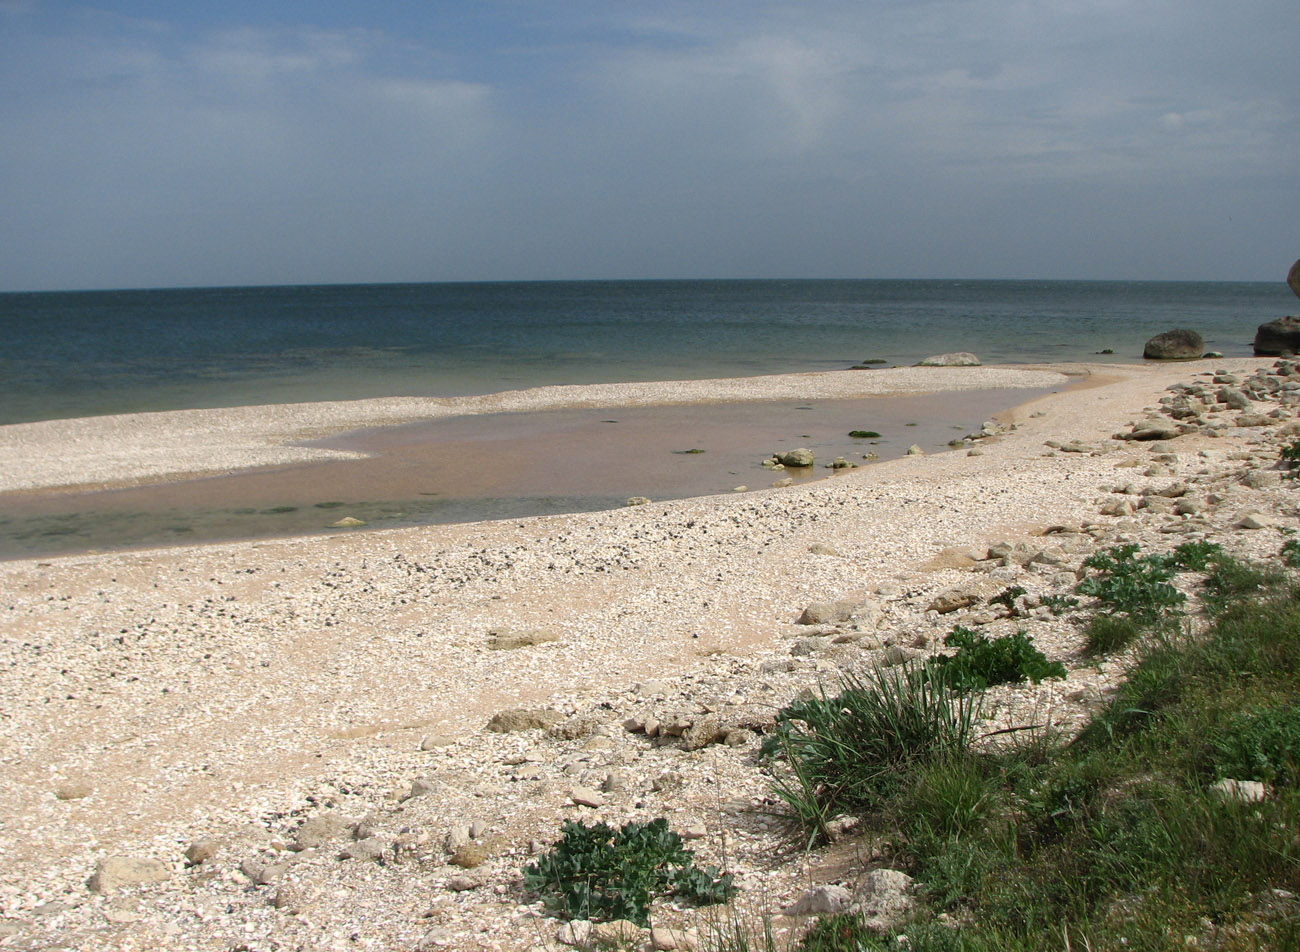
[916, 352, 981, 366]
[1143, 329, 1203, 360]
[1288, 258, 1300, 301]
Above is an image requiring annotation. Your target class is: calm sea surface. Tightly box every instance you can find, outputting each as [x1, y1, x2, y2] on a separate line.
[0, 279, 1288, 426]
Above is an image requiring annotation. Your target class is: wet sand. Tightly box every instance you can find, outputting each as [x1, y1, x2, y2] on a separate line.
[0, 387, 1051, 559]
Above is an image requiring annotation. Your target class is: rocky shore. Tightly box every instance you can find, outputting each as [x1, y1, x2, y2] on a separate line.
[1, 359, 1298, 952]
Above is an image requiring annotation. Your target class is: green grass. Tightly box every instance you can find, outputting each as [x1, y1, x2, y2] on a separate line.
[761, 553, 1300, 952]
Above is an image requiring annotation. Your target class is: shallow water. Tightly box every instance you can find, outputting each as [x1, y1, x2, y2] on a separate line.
[0, 387, 1051, 560]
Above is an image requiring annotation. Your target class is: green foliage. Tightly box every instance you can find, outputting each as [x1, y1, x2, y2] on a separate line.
[848, 430, 881, 438]
[1164, 539, 1226, 571]
[767, 664, 979, 840]
[1209, 702, 1300, 785]
[1200, 554, 1285, 614]
[1083, 612, 1143, 656]
[1077, 544, 1185, 623]
[1040, 593, 1079, 616]
[928, 627, 1066, 691]
[989, 586, 1027, 611]
[522, 818, 734, 926]
[1281, 439, 1300, 478]
[793, 914, 882, 951]
[1283, 539, 1300, 568]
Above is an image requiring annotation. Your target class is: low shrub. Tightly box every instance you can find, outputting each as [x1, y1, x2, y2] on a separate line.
[1209, 702, 1300, 785]
[928, 627, 1065, 691]
[1281, 439, 1300, 478]
[1164, 539, 1226, 571]
[1281, 538, 1300, 568]
[1077, 543, 1185, 623]
[522, 817, 733, 926]
[1083, 613, 1143, 656]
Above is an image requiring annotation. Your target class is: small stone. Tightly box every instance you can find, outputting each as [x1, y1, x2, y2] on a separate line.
[723, 729, 755, 747]
[184, 838, 220, 866]
[271, 884, 305, 912]
[1235, 512, 1276, 530]
[1210, 778, 1268, 803]
[782, 884, 853, 916]
[808, 543, 841, 557]
[420, 734, 455, 750]
[772, 476, 794, 488]
[450, 844, 489, 868]
[55, 781, 92, 801]
[339, 837, 387, 862]
[469, 820, 488, 839]
[651, 926, 700, 951]
[905, 444, 925, 456]
[487, 628, 561, 650]
[405, 778, 439, 800]
[780, 448, 815, 467]
[486, 709, 564, 732]
[569, 786, 605, 808]
[557, 920, 593, 947]
[87, 856, 170, 894]
[328, 516, 366, 528]
[626, 496, 652, 507]
[680, 822, 708, 840]
[446, 875, 481, 892]
[293, 813, 350, 850]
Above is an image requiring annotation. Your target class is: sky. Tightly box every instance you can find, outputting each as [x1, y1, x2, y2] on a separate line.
[1, 1, 1297, 291]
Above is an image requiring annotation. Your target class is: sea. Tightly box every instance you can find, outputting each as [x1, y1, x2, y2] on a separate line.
[0, 279, 1291, 558]
[0, 279, 1289, 427]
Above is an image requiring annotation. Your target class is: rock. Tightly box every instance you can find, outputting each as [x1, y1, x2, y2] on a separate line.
[1124, 418, 1181, 441]
[87, 856, 170, 894]
[927, 587, 981, 614]
[420, 734, 456, 750]
[485, 708, 564, 732]
[446, 874, 480, 892]
[469, 820, 488, 839]
[905, 444, 925, 456]
[1211, 778, 1268, 803]
[1143, 329, 1203, 360]
[1235, 512, 1276, 530]
[780, 448, 815, 467]
[55, 781, 92, 800]
[184, 838, 220, 866]
[1290, 258, 1300, 300]
[724, 729, 755, 747]
[557, 920, 593, 947]
[797, 599, 859, 625]
[450, 844, 489, 868]
[569, 786, 605, 808]
[626, 496, 652, 507]
[328, 516, 365, 528]
[1217, 387, 1251, 410]
[879, 645, 914, 666]
[651, 926, 700, 951]
[593, 921, 644, 946]
[405, 778, 439, 800]
[271, 884, 306, 912]
[772, 476, 794, 488]
[339, 837, 387, 862]
[1255, 316, 1300, 356]
[852, 868, 915, 931]
[917, 352, 981, 366]
[487, 627, 561, 650]
[293, 813, 350, 850]
[681, 713, 725, 750]
[782, 884, 853, 916]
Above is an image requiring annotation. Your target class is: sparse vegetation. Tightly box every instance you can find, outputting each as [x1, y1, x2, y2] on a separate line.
[522, 817, 734, 926]
[927, 626, 1065, 691]
[1077, 543, 1185, 623]
[1281, 438, 1300, 478]
[758, 555, 1300, 952]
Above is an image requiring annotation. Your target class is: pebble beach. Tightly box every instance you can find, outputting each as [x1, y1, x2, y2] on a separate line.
[2, 358, 1298, 951]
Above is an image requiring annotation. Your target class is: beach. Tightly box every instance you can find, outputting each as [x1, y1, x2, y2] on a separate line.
[2, 358, 1297, 951]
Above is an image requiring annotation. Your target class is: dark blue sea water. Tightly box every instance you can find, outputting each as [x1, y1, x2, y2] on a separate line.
[0, 279, 1289, 426]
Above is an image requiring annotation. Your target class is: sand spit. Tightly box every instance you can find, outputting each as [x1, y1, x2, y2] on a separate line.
[0, 366, 1066, 493]
[1, 359, 1297, 952]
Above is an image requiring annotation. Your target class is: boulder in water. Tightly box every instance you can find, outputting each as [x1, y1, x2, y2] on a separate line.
[1143, 329, 1203, 360]
[1255, 315, 1300, 356]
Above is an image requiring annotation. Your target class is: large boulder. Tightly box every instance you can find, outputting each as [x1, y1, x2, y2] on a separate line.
[1254, 316, 1300, 356]
[1289, 257, 1300, 301]
[1143, 328, 1203, 360]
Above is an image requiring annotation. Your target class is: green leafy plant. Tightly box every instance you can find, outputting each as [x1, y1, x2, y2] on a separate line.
[1281, 439, 1300, 479]
[1040, 593, 1079, 616]
[522, 818, 734, 926]
[928, 627, 1066, 691]
[989, 585, 1028, 612]
[1164, 540, 1226, 571]
[1077, 544, 1185, 623]
[1282, 539, 1300, 569]
[1209, 702, 1300, 786]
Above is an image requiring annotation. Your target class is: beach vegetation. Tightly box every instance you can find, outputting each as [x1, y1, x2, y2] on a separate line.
[927, 626, 1065, 690]
[757, 557, 1300, 952]
[1281, 438, 1300, 478]
[988, 585, 1026, 612]
[1040, 593, 1079, 615]
[1077, 543, 1184, 623]
[1283, 538, 1300, 568]
[848, 430, 881, 439]
[522, 817, 734, 927]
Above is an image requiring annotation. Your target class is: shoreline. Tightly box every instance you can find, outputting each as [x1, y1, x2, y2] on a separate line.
[0, 365, 1068, 495]
[2, 356, 1295, 950]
